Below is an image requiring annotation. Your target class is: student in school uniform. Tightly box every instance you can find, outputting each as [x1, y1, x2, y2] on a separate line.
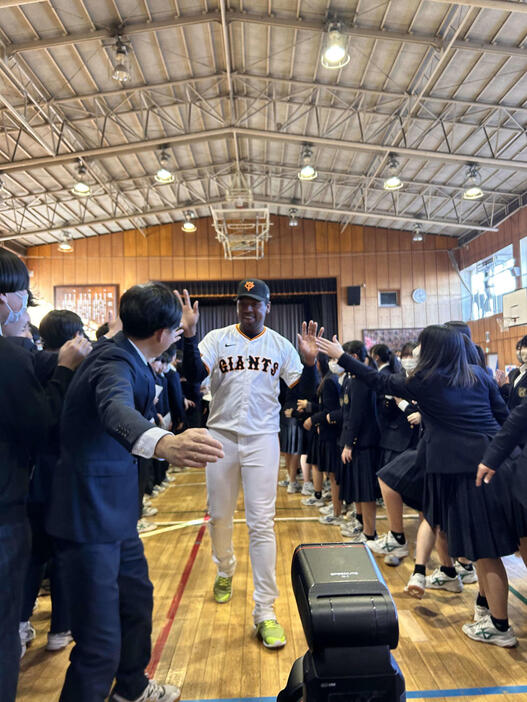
[46, 282, 224, 702]
[304, 354, 342, 524]
[334, 340, 380, 542]
[19, 310, 87, 654]
[496, 335, 527, 410]
[0, 249, 91, 701]
[318, 325, 520, 647]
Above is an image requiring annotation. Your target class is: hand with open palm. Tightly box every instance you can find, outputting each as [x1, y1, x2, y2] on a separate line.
[174, 288, 199, 338]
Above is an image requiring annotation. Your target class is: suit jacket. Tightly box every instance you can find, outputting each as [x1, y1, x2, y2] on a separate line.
[311, 373, 341, 442]
[329, 371, 379, 449]
[337, 354, 508, 474]
[501, 368, 527, 411]
[0, 337, 72, 524]
[376, 369, 417, 452]
[46, 332, 156, 543]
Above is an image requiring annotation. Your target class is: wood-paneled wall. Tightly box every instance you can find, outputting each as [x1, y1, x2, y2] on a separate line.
[460, 207, 527, 366]
[27, 216, 461, 343]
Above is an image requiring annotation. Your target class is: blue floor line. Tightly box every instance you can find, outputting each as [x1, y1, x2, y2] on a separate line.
[186, 686, 527, 702]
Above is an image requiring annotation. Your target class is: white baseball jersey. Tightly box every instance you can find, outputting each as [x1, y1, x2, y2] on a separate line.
[198, 323, 303, 435]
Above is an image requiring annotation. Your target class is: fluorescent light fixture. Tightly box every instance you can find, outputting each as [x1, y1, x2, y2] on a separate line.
[72, 160, 91, 197]
[182, 210, 196, 232]
[288, 208, 299, 227]
[321, 21, 350, 70]
[383, 154, 403, 191]
[155, 149, 175, 185]
[298, 144, 317, 181]
[463, 163, 483, 200]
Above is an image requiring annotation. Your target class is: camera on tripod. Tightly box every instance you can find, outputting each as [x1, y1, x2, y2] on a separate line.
[277, 543, 406, 702]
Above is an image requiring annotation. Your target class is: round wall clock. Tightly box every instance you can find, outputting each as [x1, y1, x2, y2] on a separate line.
[412, 288, 427, 304]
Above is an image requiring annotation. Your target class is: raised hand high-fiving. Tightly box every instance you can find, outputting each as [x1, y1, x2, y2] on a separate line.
[297, 320, 324, 367]
[174, 288, 199, 338]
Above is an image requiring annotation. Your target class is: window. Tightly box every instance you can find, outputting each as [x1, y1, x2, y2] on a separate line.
[461, 244, 517, 321]
[520, 235, 527, 288]
[378, 290, 399, 307]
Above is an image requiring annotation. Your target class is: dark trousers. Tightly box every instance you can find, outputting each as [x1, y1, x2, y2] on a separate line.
[20, 505, 70, 632]
[0, 519, 31, 702]
[137, 458, 153, 517]
[56, 535, 153, 702]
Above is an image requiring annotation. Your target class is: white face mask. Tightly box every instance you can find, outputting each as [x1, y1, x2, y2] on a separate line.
[329, 360, 345, 375]
[3, 290, 28, 325]
[401, 357, 417, 372]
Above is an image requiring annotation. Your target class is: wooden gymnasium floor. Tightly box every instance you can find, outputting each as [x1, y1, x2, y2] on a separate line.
[17, 464, 527, 702]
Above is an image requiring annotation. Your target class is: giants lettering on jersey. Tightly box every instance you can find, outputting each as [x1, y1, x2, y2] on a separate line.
[218, 354, 279, 376]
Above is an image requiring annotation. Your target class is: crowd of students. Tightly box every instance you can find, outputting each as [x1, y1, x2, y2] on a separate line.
[3, 242, 527, 702]
[280, 323, 527, 650]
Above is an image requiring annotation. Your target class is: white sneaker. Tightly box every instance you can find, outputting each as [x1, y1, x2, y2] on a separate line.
[343, 531, 367, 544]
[462, 615, 517, 648]
[340, 522, 363, 537]
[278, 479, 289, 488]
[455, 560, 478, 584]
[404, 573, 426, 599]
[319, 504, 334, 516]
[366, 532, 409, 559]
[301, 496, 325, 507]
[111, 680, 181, 702]
[301, 481, 315, 495]
[19, 621, 36, 646]
[425, 567, 463, 593]
[474, 604, 490, 622]
[142, 505, 158, 518]
[287, 481, 302, 494]
[321, 489, 331, 500]
[319, 514, 345, 526]
[137, 519, 158, 534]
[46, 631, 73, 651]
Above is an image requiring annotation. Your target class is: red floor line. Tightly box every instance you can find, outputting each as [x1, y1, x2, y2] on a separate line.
[146, 516, 209, 678]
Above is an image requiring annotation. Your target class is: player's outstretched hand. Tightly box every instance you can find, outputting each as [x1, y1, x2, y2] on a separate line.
[174, 288, 199, 338]
[155, 428, 224, 468]
[297, 320, 324, 366]
[316, 334, 343, 360]
[476, 462, 495, 487]
[57, 335, 92, 370]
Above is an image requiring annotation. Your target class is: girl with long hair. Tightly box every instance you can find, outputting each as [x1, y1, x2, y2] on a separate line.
[317, 325, 518, 647]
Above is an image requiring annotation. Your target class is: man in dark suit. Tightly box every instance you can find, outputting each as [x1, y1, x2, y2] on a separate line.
[46, 282, 223, 702]
[0, 248, 91, 702]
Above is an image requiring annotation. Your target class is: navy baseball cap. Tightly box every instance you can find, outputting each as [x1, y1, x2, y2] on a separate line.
[236, 279, 270, 303]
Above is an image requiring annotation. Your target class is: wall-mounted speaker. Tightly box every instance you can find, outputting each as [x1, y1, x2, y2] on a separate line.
[346, 285, 361, 306]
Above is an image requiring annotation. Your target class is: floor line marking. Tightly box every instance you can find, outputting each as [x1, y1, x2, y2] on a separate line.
[509, 584, 527, 606]
[179, 685, 527, 702]
[146, 518, 208, 677]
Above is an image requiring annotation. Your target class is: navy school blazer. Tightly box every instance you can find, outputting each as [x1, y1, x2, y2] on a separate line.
[336, 354, 508, 474]
[46, 332, 157, 543]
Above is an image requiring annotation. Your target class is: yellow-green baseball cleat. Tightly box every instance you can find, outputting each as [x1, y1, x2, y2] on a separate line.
[213, 575, 233, 604]
[256, 619, 286, 648]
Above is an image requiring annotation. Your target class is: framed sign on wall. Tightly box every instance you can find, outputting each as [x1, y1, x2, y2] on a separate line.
[54, 285, 119, 336]
[362, 327, 423, 351]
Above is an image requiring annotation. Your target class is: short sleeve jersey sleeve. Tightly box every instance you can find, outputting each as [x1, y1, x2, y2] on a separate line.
[280, 340, 304, 388]
[198, 330, 218, 375]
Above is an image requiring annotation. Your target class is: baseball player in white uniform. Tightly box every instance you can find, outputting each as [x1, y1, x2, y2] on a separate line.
[177, 280, 319, 648]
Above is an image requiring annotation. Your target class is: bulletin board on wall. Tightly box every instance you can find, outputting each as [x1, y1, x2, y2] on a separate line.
[362, 328, 423, 351]
[54, 285, 119, 337]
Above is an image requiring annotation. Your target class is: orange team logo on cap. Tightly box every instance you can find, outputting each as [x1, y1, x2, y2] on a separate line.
[245, 281, 255, 291]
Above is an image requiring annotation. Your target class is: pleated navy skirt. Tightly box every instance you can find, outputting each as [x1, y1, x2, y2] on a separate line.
[340, 447, 380, 504]
[317, 439, 341, 475]
[279, 417, 303, 455]
[377, 448, 424, 512]
[423, 471, 519, 561]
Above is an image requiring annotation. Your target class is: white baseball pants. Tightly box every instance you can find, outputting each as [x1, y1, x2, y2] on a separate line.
[206, 429, 280, 624]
